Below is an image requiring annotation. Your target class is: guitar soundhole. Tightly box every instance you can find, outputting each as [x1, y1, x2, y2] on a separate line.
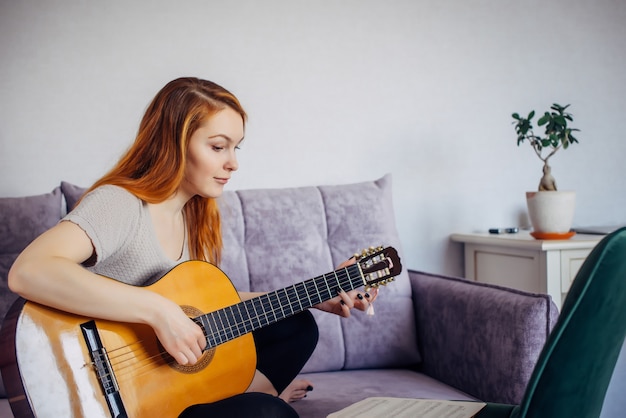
[161, 305, 216, 374]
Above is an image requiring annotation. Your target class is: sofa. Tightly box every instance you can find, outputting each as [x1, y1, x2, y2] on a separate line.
[0, 175, 561, 418]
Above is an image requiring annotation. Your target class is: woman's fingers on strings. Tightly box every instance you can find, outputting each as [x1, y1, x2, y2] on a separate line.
[167, 329, 206, 366]
[198, 335, 208, 351]
[337, 288, 380, 316]
[178, 341, 204, 365]
[175, 350, 191, 365]
[367, 287, 379, 302]
[337, 289, 353, 317]
[346, 289, 372, 311]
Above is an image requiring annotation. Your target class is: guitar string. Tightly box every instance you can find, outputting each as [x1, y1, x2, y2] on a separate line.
[95, 264, 371, 383]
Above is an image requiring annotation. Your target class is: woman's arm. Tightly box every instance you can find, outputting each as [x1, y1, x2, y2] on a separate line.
[8, 221, 206, 366]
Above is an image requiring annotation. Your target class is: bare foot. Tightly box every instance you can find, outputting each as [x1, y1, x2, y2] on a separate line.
[279, 379, 314, 403]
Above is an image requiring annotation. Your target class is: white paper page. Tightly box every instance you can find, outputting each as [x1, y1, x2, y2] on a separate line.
[327, 397, 486, 418]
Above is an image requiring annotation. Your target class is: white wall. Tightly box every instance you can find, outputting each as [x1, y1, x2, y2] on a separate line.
[1, 0, 625, 276]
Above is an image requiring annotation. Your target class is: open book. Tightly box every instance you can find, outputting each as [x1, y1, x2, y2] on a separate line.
[327, 397, 486, 418]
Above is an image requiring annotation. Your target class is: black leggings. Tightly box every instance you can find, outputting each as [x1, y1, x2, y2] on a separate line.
[179, 311, 319, 418]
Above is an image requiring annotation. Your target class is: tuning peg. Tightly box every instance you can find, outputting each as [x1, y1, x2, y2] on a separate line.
[354, 245, 385, 259]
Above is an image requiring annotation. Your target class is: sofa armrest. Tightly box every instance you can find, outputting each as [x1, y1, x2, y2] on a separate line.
[409, 270, 558, 405]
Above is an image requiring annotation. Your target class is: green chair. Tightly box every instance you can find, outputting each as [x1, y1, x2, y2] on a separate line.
[477, 227, 626, 418]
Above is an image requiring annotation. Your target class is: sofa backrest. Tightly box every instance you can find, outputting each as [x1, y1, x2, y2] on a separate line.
[218, 175, 419, 373]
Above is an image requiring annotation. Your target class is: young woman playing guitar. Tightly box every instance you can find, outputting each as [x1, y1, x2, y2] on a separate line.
[8, 77, 377, 417]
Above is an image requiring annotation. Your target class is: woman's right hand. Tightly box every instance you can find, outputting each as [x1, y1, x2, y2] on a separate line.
[149, 297, 207, 366]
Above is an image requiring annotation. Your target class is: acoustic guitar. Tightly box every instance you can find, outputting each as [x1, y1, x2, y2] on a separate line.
[0, 246, 401, 418]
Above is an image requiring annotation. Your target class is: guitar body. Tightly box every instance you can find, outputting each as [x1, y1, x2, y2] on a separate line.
[1, 261, 256, 418]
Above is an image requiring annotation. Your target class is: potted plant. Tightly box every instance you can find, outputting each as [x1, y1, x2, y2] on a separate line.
[512, 103, 581, 238]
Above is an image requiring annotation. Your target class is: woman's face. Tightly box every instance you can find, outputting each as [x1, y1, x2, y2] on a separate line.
[181, 107, 244, 199]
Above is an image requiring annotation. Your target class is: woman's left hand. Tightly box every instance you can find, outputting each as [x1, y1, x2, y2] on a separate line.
[313, 258, 379, 318]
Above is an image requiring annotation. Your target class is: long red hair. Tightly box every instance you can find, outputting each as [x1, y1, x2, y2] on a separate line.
[84, 77, 247, 264]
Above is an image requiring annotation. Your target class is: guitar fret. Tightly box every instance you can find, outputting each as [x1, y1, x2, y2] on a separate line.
[286, 287, 295, 315]
[300, 280, 315, 306]
[224, 307, 236, 341]
[289, 287, 298, 312]
[278, 288, 287, 318]
[323, 273, 333, 300]
[251, 297, 267, 328]
[311, 280, 324, 306]
[313, 276, 324, 304]
[258, 294, 269, 325]
[208, 312, 221, 345]
[233, 304, 247, 334]
[296, 281, 307, 310]
[203, 313, 215, 347]
[295, 284, 308, 311]
[255, 298, 264, 327]
[267, 293, 279, 323]
[288, 286, 298, 311]
[219, 310, 232, 343]
[230, 306, 246, 338]
[241, 301, 255, 333]
[229, 304, 240, 333]
[304, 279, 314, 306]
[261, 295, 277, 325]
[197, 315, 210, 341]
[211, 311, 225, 344]
[215, 309, 227, 343]
[262, 294, 273, 325]
[333, 271, 338, 290]
[339, 266, 356, 291]
[246, 299, 260, 330]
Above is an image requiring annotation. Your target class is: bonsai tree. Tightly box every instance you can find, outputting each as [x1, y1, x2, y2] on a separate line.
[512, 103, 580, 191]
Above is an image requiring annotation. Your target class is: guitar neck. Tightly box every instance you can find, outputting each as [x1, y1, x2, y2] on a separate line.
[196, 264, 364, 348]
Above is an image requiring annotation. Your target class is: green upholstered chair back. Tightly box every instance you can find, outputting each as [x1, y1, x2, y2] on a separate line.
[512, 227, 626, 418]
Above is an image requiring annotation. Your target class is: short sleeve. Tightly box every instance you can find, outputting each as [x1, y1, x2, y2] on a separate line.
[63, 185, 143, 264]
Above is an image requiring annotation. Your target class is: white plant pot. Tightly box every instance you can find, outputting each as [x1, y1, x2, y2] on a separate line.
[526, 191, 576, 234]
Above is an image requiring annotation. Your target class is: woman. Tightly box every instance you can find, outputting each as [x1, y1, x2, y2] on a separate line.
[8, 77, 376, 417]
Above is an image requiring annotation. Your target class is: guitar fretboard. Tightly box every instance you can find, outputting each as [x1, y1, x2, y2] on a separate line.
[195, 264, 363, 348]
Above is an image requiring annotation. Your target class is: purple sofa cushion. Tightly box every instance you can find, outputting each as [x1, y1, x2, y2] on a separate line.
[60, 181, 87, 212]
[410, 271, 559, 404]
[0, 187, 63, 397]
[218, 175, 420, 373]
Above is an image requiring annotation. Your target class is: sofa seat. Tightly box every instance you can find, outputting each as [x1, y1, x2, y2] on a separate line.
[292, 369, 476, 418]
[0, 401, 11, 418]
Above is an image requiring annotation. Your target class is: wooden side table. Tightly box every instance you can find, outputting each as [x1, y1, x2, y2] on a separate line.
[450, 231, 603, 307]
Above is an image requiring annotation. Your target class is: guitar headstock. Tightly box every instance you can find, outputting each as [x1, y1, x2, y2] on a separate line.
[355, 246, 402, 290]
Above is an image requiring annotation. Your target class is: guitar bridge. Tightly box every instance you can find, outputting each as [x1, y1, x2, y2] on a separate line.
[80, 320, 128, 418]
